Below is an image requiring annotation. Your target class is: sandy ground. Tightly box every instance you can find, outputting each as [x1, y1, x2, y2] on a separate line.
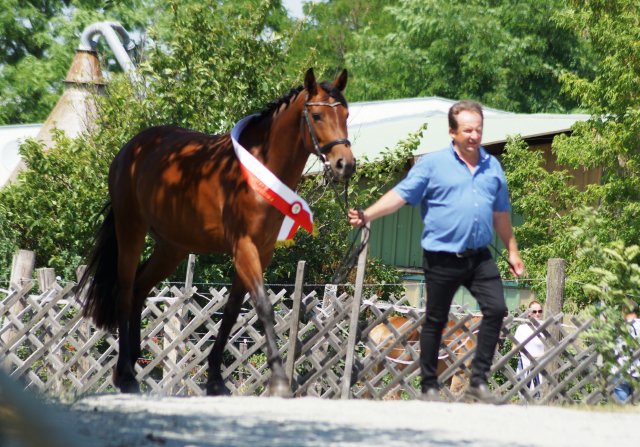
[8, 394, 640, 447]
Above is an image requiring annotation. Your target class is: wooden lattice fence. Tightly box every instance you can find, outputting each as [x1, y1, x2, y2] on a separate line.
[0, 259, 636, 405]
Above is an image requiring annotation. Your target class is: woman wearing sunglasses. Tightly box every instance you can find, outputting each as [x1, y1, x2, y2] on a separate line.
[514, 300, 546, 399]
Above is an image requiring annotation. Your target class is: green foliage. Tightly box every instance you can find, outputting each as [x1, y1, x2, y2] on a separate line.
[0, 0, 155, 124]
[266, 125, 424, 287]
[345, 0, 594, 111]
[0, 0, 408, 288]
[0, 1, 294, 282]
[285, 0, 396, 81]
[553, 0, 640, 247]
[0, 132, 104, 279]
[578, 234, 640, 387]
[499, 0, 640, 312]
[500, 135, 588, 307]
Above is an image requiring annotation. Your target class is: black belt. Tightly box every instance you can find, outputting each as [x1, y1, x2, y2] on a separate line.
[455, 247, 485, 258]
[425, 248, 487, 258]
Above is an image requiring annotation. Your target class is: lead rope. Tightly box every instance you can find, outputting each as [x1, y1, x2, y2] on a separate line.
[330, 201, 370, 284]
[300, 95, 369, 284]
[489, 242, 517, 273]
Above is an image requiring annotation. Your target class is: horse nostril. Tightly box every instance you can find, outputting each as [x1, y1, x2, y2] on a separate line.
[336, 158, 345, 171]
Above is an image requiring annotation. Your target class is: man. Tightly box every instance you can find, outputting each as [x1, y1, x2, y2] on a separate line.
[348, 100, 524, 403]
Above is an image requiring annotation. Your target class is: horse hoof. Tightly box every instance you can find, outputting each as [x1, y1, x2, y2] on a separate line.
[115, 379, 140, 394]
[269, 380, 293, 398]
[206, 380, 231, 396]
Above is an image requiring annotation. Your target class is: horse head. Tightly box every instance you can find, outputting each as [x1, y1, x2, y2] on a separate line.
[302, 68, 356, 182]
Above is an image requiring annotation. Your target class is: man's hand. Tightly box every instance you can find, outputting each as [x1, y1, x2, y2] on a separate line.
[508, 251, 525, 277]
[348, 208, 366, 228]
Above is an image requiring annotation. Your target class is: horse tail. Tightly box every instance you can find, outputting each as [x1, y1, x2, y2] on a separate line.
[77, 203, 120, 331]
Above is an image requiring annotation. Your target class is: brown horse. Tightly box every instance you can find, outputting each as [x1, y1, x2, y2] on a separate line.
[365, 314, 481, 397]
[78, 69, 355, 397]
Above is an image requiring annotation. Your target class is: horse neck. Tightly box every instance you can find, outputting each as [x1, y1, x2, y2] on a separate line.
[246, 102, 310, 190]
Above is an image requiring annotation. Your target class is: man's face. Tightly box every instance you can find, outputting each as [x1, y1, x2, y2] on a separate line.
[449, 110, 483, 154]
[529, 304, 543, 320]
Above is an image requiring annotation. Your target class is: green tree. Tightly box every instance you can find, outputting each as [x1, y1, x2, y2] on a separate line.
[0, 0, 403, 289]
[345, 0, 594, 111]
[285, 0, 396, 82]
[554, 0, 640, 245]
[500, 0, 640, 311]
[579, 233, 640, 390]
[0, 0, 295, 281]
[0, 0, 155, 124]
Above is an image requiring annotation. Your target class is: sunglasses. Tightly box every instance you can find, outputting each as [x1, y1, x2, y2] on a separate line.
[530, 310, 543, 314]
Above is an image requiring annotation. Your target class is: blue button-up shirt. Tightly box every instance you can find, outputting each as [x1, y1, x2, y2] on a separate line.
[393, 143, 510, 253]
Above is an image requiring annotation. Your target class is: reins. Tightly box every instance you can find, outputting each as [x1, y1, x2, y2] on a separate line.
[301, 96, 370, 285]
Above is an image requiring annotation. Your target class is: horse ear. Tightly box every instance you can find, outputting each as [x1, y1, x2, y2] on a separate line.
[333, 69, 348, 92]
[304, 68, 318, 96]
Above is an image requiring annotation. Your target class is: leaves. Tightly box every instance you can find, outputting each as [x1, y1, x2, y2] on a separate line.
[0, 0, 155, 124]
[344, 0, 594, 112]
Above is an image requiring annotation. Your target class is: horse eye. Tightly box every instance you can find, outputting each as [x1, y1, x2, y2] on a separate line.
[312, 113, 322, 121]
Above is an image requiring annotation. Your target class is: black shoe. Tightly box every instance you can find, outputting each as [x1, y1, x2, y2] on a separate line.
[465, 383, 501, 405]
[420, 387, 442, 402]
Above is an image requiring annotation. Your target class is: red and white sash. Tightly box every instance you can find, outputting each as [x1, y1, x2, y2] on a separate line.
[231, 115, 313, 240]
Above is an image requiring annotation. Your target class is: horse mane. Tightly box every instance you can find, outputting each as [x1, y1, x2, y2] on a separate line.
[259, 81, 348, 118]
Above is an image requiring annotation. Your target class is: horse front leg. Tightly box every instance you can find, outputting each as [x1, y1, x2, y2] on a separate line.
[249, 285, 291, 397]
[206, 279, 245, 396]
[232, 237, 291, 398]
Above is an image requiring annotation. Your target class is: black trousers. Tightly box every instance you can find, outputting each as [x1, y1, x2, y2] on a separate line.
[420, 248, 507, 390]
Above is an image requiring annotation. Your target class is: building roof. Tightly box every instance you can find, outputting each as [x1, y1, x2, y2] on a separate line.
[0, 124, 41, 186]
[0, 96, 591, 185]
[304, 97, 589, 173]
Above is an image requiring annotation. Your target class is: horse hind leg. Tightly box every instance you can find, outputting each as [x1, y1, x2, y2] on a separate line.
[112, 222, 147, 394]
[206, 278, 245, 396]
[128, 242, 187, 378]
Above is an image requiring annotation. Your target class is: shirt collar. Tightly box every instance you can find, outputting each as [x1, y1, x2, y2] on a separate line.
[448, 142, 490, 164]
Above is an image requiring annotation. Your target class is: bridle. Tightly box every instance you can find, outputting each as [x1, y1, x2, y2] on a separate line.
[302, 96, 351, 164]
[301, 94, 369, 284]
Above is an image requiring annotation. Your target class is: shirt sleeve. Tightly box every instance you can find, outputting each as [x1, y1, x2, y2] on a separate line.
[393, 155, 430, 206]
[492, 160, 511, 212]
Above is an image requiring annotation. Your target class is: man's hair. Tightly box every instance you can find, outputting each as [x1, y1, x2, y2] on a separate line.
[528, 300, 542, 309]
[448, 100, 484, 130]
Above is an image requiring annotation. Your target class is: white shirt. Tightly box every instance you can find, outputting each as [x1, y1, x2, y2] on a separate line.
[514, 322, 545, 371]
[612, 318, 640, 379]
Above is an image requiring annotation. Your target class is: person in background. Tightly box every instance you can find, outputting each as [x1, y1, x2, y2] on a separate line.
[348, 100, 524, 404]
[514, 300, 546, 398]
[612, 301, 640, 404]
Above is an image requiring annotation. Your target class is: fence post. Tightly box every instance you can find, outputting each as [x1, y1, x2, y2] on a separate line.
[341, 224, 370, 399]
[2, 250, 36, 349]
[542, 257, 565, 400]
[9, 249, 36, 290]
[36, 268, 57, 292]
[285, 261, 305, 389]
[184, 254, 196, 292]
[163, 254, 195, 394]
[545, 258, 565, 337]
